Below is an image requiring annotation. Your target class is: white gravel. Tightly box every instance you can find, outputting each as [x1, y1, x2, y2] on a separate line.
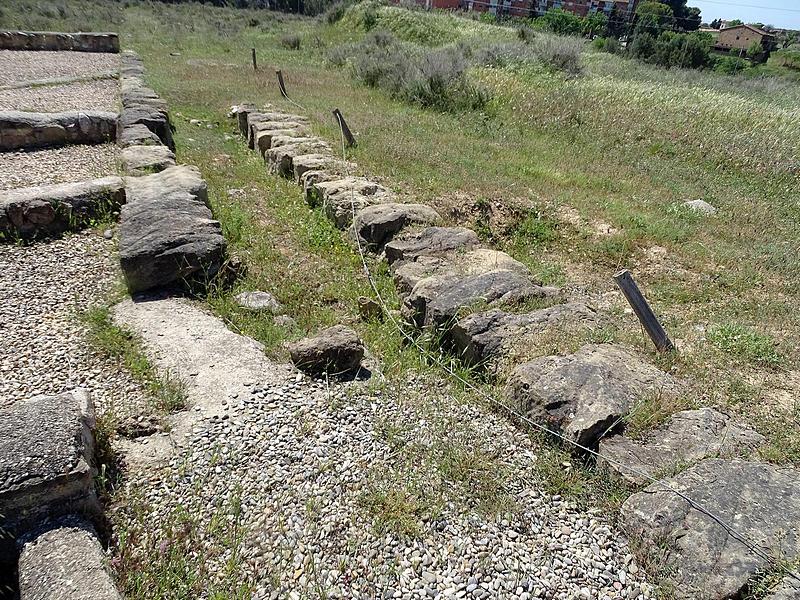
[0, 50, 119, 86]
[0, 231, 146, 419]
[119, 366, 651, 599]
[0, 77, 120, 112]
[0, 143, 119, 190]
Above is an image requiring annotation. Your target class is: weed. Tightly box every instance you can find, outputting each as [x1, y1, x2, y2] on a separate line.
[708, 323, 783, 368]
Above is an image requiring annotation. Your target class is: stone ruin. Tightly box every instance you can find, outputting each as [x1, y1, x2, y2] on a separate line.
[0, 30, 227, 598]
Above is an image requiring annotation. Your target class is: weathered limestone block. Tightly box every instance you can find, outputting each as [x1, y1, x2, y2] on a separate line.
[621, 459, 800, 600]
[121, 144, 176, 175]
[306, 176, 391, 209]
[118, 123, 162, 148]
[351, 203, 440, 251]
[234, 290, 283, 314]
[392, 248, 528, 298]
[450, 301, 601, 367]
[246, 111, 308, 148]
[18, 519, 122, 600]
[506, 344, 679, 448]
[118, 104, 173, 151]
[0, 390, 100, 561]
[385, 226, 481, 265]
[254, 124, 310, 155]
[119, 165, 226, 293]
[0, 110, 117, 151]
[267, 143, 331, 178]
[288, 325, 365, 375]
[598, 408, 765, 485]
[293, 155, 354, 184]
[0, 176, 125, 239]
[0, 30, 120, 53]
[403, 268, 555, 330]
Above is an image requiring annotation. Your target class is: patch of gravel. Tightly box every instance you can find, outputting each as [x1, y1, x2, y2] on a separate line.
[120, 368, 651, 599]
[0, 143, 119, 191]
[0, 78, 119, 112]
[0, 50, 119, 86]
[0, 231, 146, 419]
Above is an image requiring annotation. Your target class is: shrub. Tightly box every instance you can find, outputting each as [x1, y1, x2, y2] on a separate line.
[593, 36, 620, 54]
[713, 55, 749, 75]
[517, 25, 535, 44]
[537, 8, 583, 36]
[531, 34, 584, 75]
[324, 1, 348, 23]
[280, 34, 301, 50]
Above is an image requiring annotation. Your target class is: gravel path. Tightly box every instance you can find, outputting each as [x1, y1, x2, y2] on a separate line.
[0, 50, 119, 86]
[0, 143, 119, 190]
[118, 364, 651, 599]
[0, 78, 119, 112]
[0, 231, 146, 419]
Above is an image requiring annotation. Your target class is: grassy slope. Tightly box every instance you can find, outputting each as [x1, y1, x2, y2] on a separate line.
[3, 0, 800, 595]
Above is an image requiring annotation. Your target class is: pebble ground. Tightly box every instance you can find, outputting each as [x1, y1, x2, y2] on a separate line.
[0, 143, 119, 190]
[0, 77, 120, 112]
[0, 231, 146, 418]
[0, 50, 119, 86]
[119, 366, 651, 599]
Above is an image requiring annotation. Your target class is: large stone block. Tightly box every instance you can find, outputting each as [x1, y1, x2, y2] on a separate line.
[351, 203, 440, 252]
[288, 325, 365, 375]
[119, 165, 226, 293]
[0, 176, 125, 239]
[118, 104, 173, 151]
[267, 143, 332, 178]
[505, 344, 680, 448]
[118, 124, 162, 148]
[0, 110, 117, 151]
[450, 301, 601, 367]
[621, 459, 800, 599]
[121, 144, 176, 175]
[385, 226, 481, 265]
[598, 408, 765, 485]
[18, 519, 121, 599]
[0, 390, 100, 561]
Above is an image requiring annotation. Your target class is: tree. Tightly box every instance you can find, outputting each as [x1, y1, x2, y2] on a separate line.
[582, 11, 608, 38]
[747, 40, 763, 60]
[728, 19, 743, 26]
[683, 6, 701, 31]
[538, 8, 584, 36]
[709, 18, 721, 29]
[635, 1, 673, 37]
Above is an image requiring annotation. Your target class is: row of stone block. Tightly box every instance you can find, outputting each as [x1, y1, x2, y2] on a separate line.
[0, 30, 120, 53]
[230, 102, 800, 599]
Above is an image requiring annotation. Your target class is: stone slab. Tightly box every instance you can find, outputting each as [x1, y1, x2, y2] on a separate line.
[621, 459, 800, 599]
[351, 203, 440, 252]
[385, 226, 481, 265]
[598, 408, 766, 486]
[121, 144, 176, 175]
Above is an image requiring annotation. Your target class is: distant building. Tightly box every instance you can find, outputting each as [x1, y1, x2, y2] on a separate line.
[715, 24, 776, 53]
[530, 0, 637, 19]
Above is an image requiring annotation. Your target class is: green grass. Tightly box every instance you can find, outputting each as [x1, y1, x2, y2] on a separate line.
[707, 323, 783, 368]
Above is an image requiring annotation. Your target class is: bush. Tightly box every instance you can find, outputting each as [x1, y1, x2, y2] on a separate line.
[593, 36, 620, 54]
[280, 34, 301, 50]
[628, 30, 712, 70]
[517, 25, 535, 44]
[324, 0, 348, 23]
[713, 55, 749, 75]
[537, 8, 583, 36]
[330, 31, 490, 112]
[531, 34, 584, 75]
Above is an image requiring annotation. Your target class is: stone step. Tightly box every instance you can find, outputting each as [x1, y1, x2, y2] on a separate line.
[119, 165, 226, 293]
[18, 518, 121, 600]
[385, 226, 481, 265]
[621, 458, 800, 599]
[598, 408, 765, 486]
[253, 123, 310, 155]
[450, 301, 601, 368]
[0, 31, 119, 53]
[0, 390, 101, 562]
[0, 176, 125, 240]
[505, 344, 680, 448]
[267, 143, 332, 178]
[118, 123, 162, 148]
[0, 110, 117, 151]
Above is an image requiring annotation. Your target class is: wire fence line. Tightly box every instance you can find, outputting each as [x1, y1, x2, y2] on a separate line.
[328, 114, 800, 585]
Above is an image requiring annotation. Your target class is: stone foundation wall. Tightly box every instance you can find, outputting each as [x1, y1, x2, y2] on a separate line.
[0, 30, 119, 53]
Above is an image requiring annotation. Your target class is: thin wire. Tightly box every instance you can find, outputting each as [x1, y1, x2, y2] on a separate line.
[331, 115, 799, 582]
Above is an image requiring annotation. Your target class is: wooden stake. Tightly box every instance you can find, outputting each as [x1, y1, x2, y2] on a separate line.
[333, 108, 356, 148]
[613, 269, 675, 353]
[251, 48, 257, 71]
[276, 69, 288, 99]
